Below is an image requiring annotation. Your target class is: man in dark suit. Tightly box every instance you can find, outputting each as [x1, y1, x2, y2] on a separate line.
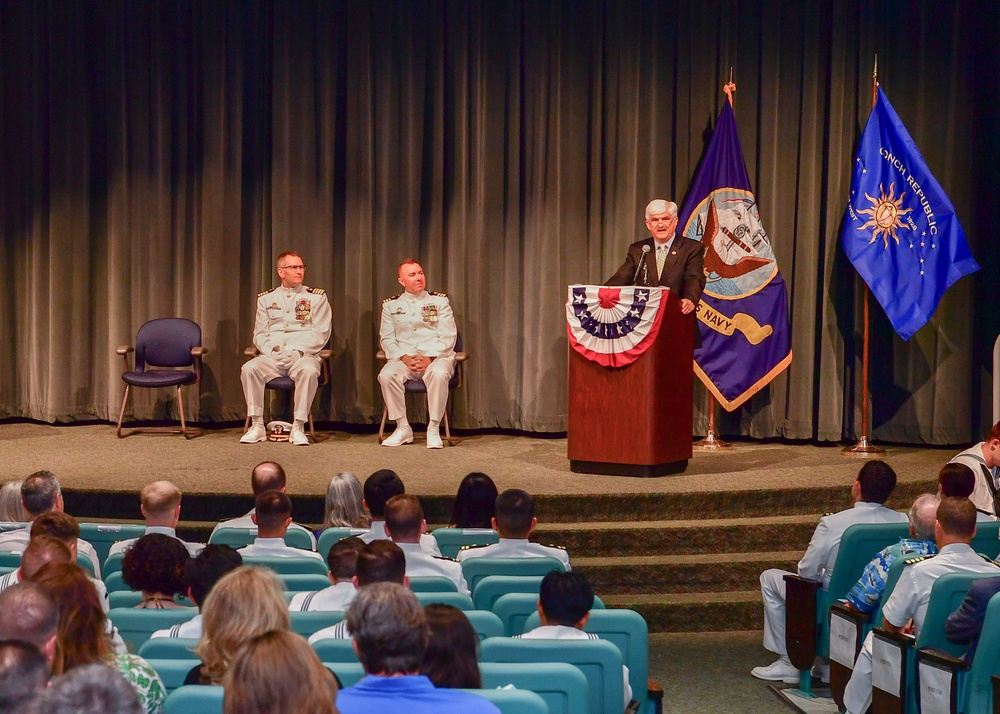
[945, 575, 1000, 661]
[605, 199, 706, 314]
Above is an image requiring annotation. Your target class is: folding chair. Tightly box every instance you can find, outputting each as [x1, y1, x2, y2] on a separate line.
[242, 345, 333, 443]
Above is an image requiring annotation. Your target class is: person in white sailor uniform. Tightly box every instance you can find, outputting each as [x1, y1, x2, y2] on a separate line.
[948, 421, 1000, 518]
[842, 497, 1000, 714]
[378, 259, 457, 449]
[456, 488, 571, 570]
[384, 495, 470, 597]
[241, 251, 332, 446]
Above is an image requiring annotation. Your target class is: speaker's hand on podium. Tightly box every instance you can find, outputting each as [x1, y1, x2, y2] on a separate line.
[680, 298, 696, 315]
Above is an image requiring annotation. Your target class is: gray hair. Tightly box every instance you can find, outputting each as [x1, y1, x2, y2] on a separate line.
[346, 582, 428, 675]
[909, 493, 940, 541]
[21, 471, 61, 517]
[30, 663, 143, 714]
[0, 480, 27, 522]
[323, 472, 371, 529]
[0, 583, 59, 648]
[644, 199, 678, 220]
[0, 639, 49, 711]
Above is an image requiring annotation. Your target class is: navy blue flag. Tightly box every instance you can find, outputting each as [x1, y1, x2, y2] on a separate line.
[677, 99, 792, 411]
[843, 87, 979, 340]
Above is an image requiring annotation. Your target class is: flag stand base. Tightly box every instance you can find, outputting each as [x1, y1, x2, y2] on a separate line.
[841, 435, 886, 458]
[694, 430, 733, 451]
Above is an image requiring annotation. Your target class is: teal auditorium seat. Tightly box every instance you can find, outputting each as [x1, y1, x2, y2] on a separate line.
[970, 521, 1000, 559]
[327, 661, 366, 687]
[239, 555, 327, 576]
[317, 527, 368, 560]
[481, 637, 624, 714]
[480, 661, 588, 714]
[0, 552, 20, 569]
[464, 610, 505, 640]
[0, 522, 26, 533]
[311, 638, 360, 663]
[208, 527, 315, 552]
[414, 591, 474, 610]
[462, 557, 566, 593]
[474, 575, 545, 610]
[107, 591, 193, 609]
[272, 573, 330, 591]
[104, 551, 125, 576]
[493, 591, 605, 636]
[458, 688, 549, 714]
[959, 591, 1000, 713]
[147, 659, 200, 693]
[79, 523, 146, 567]
[408, 575, 458, 592]
[138, 638, 200, 660]
[431, 527, 499, 558]
[164, 685, 223, 714]
[289, 610, 345, 637]
[109, 609, 197, 652]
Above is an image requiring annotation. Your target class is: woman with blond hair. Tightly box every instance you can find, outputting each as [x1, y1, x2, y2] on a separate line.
[184, 566, 290, 685]
[321, 472, 371, 530]
[223, 629, 339, 714]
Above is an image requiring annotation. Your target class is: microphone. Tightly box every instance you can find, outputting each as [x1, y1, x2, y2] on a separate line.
[632, 245, 651, 285]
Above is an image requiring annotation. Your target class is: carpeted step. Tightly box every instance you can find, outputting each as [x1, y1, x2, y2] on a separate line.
[601, 591, 764, 632]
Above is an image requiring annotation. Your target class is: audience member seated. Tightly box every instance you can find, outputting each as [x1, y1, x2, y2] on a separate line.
[150, 545, 242, 640]
[421, 603, 482, 688]
[949, 420, 1000, 518]
[186, 566, 290, 685]
[0, 582, 59, 670]
[385, 494, 469, 596]
[842, 497, 1000, 714]
[336, 582, 499, 713]
[751, 461, 907, 684]
[516, 570, 632, 707]
[0, 639, 49, 712]
[211, 461, 316, 548]
[939, 462, 995, 521]
[308, 540, 408, 643]
[121, 534, 193, 609]
[945, 574, 1000, 661]
[321, 472, 371, 531]
[32, 663, 144, 714]
[0, 479, 27, 522]
[449, 472, 498, 529]
[359, 470, 441, 555]
[290, 537, 364, 612]
[31, 562, 166, 714]
[0, 471, 101, 577]
[237, 490, 324, 561]
[223, 629, 340, 714]
[28, 513, 111, 612]
[843, 493, 940, 615]
[457, 488, 570, 569]
[0, 534, 73, 593]
[108, 481, 204, 557]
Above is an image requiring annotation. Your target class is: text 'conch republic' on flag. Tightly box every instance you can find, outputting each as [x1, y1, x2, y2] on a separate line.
[677, 98, 792, 411]
[842, 86, 979, 341]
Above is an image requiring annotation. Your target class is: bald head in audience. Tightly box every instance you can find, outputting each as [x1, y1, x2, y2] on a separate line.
[251, 462, 286, 496]
[0, 582, 59, 668]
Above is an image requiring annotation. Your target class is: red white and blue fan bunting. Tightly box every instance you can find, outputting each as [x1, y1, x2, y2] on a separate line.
[566, 285, 667, 368]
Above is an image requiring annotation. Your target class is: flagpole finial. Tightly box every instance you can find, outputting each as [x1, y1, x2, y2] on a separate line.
[723, 75, 736, 108]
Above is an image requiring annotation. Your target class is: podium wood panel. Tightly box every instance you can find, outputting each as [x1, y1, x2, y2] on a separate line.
[567, 290, 694, 476]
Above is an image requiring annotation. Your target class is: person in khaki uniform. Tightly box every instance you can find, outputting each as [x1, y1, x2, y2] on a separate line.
[378, 260, 456, 449]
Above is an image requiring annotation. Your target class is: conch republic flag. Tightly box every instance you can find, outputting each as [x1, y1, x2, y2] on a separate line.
[842, 87, 979, 341]
[677, 98, 792, 411]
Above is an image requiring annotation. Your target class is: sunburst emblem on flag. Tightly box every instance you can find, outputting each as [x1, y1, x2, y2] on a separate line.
[856, 182, 913, 248]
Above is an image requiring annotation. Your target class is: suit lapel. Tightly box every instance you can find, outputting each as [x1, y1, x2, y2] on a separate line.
[658, 237, 682, 287]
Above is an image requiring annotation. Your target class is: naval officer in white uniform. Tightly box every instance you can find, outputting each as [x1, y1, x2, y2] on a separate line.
[378, 259, 457, 449]
[240, 251, 332, 446]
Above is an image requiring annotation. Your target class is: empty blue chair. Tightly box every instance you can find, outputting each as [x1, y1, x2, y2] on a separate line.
[414, 591, 474, 610]
[273, 573, 330, 591]
[108, 609, 197, 653]
[480, 661, 588, 714]
[431, 527, 499, 558]
[464, 610, 505, 640]
[409, 575, 458, 592]
[240, 555, 327, 576]
[317, 528, 369, 560]
[326, 662, 366, 688]
[311, 637, 360, 663]
[163, 685, 222, 714]
[79, 523, 147, 568]
[462, 557, 565, 593]
[474, 575, 545, 611]
[457, 688, 548, 714]
[289, 610, 345, 637]
[208, 527, 315, 552]
[138, 638, 200, 660]
[147, 659, 201, 693]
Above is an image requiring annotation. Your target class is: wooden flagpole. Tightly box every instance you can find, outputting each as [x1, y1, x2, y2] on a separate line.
[843, 56, 886, 458]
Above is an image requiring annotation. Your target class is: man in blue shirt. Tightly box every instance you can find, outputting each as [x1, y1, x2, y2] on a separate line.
[336, 582, 499, 714]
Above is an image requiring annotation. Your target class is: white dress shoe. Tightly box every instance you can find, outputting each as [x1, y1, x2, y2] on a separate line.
[426, 424, 443, 449]
[750, 656, 800, 684]
[289, 424, 309, 446]
[240, 423, 268, 444]
[381, 425, 414, 447]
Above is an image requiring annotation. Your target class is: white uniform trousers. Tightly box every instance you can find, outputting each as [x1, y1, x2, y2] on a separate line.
[843, 631, 874, 714]
[760, 568, 791, 655]
[378, 356, 455, 422]
[241, 354, 321, 423]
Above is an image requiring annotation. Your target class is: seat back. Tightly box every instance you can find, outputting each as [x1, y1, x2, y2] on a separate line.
[457, 687, 550, 714]
[317, 527, 369, 560]
[109, 609, 198, 652]
[289, 610, 346, 637]
[480, 637, 624, 714]
[414, 591, 474, 610]
[474, 575, 545, 611]
[916, 572, 1000, 656]
[462, 557, 566, 593]
[135, 318, 201, 372]
[525, 608, 648, 712]
[163, 685, 223, 714]
[0, 522, 26, 533]
[240, 555, 327, 575]
[464, 610, 505, 640]
[208, 528, 315, 552]
[138, 638, 200, 660]
[311, 637, 360, 663]
[104, 551, 125, 576]
[326, 662, 366, 688]
[480, 661, 588, 714]
[273, 573, 331, 591]
[0, 552, 20, 569]
[492, 591, 605, 636]
[431, 528, 500, 559]
[971, 521, 1000, 559]
[79, 523, 147, 567]
[964, 592, 1000, 713]
[146, 659, 201, 693]
[409, 575, 458, 592]
[104, 572, 131, 594]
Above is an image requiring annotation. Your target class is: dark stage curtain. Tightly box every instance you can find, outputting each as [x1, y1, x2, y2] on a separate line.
[1, 0, 997, 443]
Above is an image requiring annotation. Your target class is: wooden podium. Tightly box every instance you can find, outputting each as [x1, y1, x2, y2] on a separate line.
[567, 288, 694, 477]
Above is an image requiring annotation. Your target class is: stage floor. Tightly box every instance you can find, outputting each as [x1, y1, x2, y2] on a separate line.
[1, 421, 957, 499]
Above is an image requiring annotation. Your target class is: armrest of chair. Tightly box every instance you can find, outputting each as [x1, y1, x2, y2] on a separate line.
[829, 602, 871, 708]
[647, 677, 664, 714]
[319, 349, 332, 360]
[244, 346, 259, 358]
[455, 350, 469, 363]
[871, 627, 915, 712]
[191, 347, 208, 357]
[117, 345, 134, 370]
[783, 574, 822, 670]
[376, 350, 386, 361]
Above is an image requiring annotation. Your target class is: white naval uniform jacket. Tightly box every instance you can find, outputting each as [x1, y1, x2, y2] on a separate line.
[379, 291, 457, 360]
[253, 284, 332, 356]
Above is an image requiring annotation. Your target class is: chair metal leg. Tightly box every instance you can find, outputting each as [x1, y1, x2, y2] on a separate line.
[443, 411, 453, 446]
[378, 406, 389, 443]
[308, 412, 316, 442]
[116, 385, 130, 438]
[177, 385, 190, 439]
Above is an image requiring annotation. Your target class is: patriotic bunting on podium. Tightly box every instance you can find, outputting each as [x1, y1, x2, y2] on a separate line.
[566, 284, 666, 368]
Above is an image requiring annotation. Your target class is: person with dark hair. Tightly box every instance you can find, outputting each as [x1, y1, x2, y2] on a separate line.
[359, 470, 441, 555]
[843, 497, 1000, 714]
[420, 604, 482, 689]
[337, 583, 498, 713]
[949, 420, 1000, 518]
[0, 471, 101, 577]
[223, 630, 339, 714]
[0, 639, 49, 711]
[0, 582, 59, 670]
[149, 545, 242, 640]
[237, 491, 323, 561]
[517, 571, 632, 706]
[0, 534, 72, 594]
[211, 461, 317, 549]
[32, 663, 144, 714]
[308, 540, 409, 643]
[290, 537, 364, 612]
[448, 473, 498, 529]
[385, 495, 469, 596]
[456, 488, 570, 570]
[121, 534, 192, 609]
[108, 481, 204, 558]
[24, 513, 111, 613]
[938, 463, 994, 521]
[752, 461, 907, 684]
